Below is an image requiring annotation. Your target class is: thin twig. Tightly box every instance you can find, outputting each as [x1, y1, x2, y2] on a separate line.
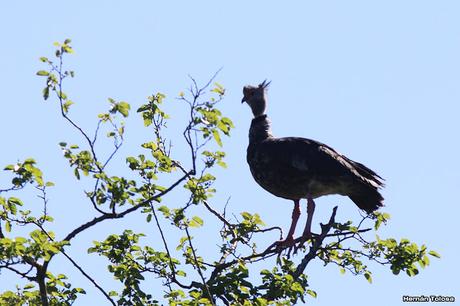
[59, 249, 116, 306]
[203, 201, 232, 228]
[149, 202, 192, 290]
[1, 265, 35, 281]
[184, 226, 215, 305]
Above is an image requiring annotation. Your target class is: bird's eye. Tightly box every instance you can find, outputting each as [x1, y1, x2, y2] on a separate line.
[243, 90, 253, 98]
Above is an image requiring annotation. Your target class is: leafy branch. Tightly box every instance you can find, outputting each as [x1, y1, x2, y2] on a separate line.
[0, 39, 440, 306]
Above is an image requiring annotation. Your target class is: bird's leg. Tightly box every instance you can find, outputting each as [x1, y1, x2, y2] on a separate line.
[298, 195, 316, 247]
[284, 199, 301, 245]
[265, 200, 300, 252]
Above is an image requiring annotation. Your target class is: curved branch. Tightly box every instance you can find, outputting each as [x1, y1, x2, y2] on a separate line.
[64, 170, 192, 242]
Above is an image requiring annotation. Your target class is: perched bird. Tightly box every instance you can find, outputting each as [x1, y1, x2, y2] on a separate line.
[242, 80, 384, 247]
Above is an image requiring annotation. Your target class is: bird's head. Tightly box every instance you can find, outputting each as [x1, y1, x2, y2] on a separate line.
[242, 80, 271, 117]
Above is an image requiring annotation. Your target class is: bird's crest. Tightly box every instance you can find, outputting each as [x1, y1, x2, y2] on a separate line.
[259, 80, 271, 90]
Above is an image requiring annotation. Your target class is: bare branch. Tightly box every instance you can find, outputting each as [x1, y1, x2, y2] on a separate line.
[203, 200, 232, 228]
[184, 226, 215, 305]
[59, 249, 116, 305]
[1, 265, 35, 281]
[252, 226, 283, 238]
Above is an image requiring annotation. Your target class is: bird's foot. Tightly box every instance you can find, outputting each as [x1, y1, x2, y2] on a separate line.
[264, 233, 318, 256]
[264, 235, 296, 255]
[294, 232, 316, 254]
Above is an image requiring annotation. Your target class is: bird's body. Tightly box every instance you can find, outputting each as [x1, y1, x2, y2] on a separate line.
[241, 81, 384, 247]
[247, 114, 384, 213]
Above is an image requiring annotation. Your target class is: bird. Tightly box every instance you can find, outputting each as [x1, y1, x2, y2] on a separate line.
[242, 80, 384, 248]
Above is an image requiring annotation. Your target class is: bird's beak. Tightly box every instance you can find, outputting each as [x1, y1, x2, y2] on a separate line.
[241, 97, 247, 103]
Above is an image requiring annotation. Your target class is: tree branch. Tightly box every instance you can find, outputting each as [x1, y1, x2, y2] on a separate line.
[292, 206, 338, 279]
[59, 249, 116, 305]
[64, 170, 191, 242]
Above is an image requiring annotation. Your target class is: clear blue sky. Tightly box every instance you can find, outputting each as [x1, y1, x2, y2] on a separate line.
[1, 1, 459, 305]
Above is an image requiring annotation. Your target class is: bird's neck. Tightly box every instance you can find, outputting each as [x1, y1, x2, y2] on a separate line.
[249, 114, 273, 143]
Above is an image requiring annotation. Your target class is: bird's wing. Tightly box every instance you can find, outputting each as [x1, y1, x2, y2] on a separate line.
[317, 141, 384, 188]
[260, 137, 384, 188]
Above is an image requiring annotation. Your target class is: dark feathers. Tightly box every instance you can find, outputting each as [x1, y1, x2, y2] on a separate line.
[246, 116, 384, 213]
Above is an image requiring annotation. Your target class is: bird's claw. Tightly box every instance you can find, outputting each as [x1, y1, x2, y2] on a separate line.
[264, 236, 296, 256]
[293, 233, 313, 254]
[264, 233, 319, 257]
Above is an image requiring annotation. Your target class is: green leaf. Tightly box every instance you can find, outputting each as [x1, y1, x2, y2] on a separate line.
[241, 211, 251, 220]
[189, 216, 204, 228]
[176, 236, 188, 251]
[428, 250, 441, 258]
[31, 167, 44, 186]
[117, 101, 130, 117]
[36, 70, 49, 76]
[212, 129, 222, 147]
[211, 82, 225, 95]
[253, 213, 265, 226]
[422, 255, 430, 267]
[217, 160, 227, 168]
[137, 104, 150, 113]
[306, 289, 317, 298]
[24, 158, 36, 164]
[374, 219, 382, 230]
[5, 220, 11, 232]
[58, 91, 67, 100]
[158, 205, 170, 217]
[406, 267, 419, 277]
[43, 87, 50, 100]
[23, 283, 35, 290]
[4, 164, 15, 171]
[74, 168, 80, 180]
[126, 157, 140, 170]
[290, 282, 304, 293]
[176, 270, 186, 277]
[8, 197, 23, 207]
[62, 45, 73, 54]
[63, 100, 74, 114]
[141, 142, 157, 150]
[364, 272, 372, 283]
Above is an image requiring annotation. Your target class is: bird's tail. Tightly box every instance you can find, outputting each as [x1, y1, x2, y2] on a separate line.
[349, 185, 384, 214]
